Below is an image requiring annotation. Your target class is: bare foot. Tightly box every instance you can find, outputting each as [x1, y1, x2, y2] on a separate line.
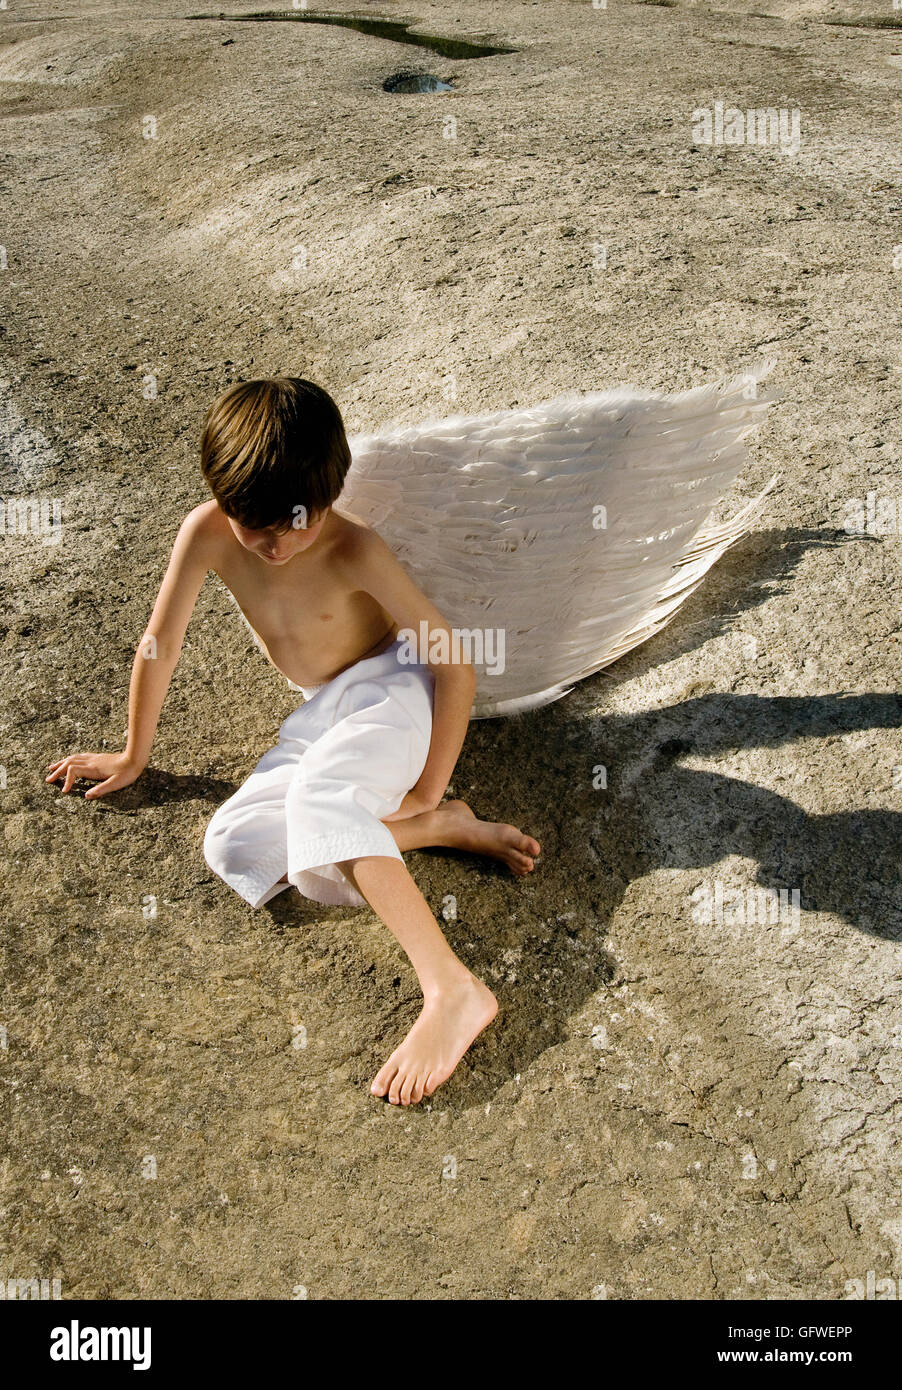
[371, 970, 498, 1105]
[436, 799, 541, 876]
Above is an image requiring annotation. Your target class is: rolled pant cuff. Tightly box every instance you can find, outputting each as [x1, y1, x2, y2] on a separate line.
[287, 826, 403, 908]
[228, 846, 290, 911]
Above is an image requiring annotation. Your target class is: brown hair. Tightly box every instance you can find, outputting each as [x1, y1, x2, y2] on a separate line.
[200, 377, 352, 531]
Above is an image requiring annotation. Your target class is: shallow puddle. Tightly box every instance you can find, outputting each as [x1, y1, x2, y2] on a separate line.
[382, 70, 453, 94]
[188, 11, 517, 60]
[825, 15, 902, 28]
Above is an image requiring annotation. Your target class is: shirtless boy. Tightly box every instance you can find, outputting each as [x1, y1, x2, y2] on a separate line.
[47, 377, 540, 1105]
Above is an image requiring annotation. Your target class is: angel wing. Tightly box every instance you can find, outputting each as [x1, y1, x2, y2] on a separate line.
[341, 362, 778, 718]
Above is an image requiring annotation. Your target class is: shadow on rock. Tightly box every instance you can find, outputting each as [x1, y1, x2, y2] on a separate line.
[94, 770, 238, 810]
[440, 686, 902, 1101]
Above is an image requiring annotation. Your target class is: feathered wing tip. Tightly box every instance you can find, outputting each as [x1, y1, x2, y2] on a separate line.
[471, 366, 780, 717]
[474, 473, 780, 719]
[346, 357, 781, 456]
[651, 355, 781, 411]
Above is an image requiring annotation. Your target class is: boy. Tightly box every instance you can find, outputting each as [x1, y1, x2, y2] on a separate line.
[47, 377, 540, 1106]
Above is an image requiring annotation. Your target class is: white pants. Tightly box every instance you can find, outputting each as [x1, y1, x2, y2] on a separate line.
[203, 639, 434, 908]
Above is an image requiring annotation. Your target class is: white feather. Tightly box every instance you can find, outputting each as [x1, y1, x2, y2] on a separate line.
[341, 361, 779, 718]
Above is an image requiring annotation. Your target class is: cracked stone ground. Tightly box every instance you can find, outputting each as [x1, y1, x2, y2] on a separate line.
[1, 0, 900, 1297]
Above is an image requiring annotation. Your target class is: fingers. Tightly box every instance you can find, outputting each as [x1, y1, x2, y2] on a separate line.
[46, 757, 76, 789]
[84, 777, 117, 800]
[46, 756, 80, 781]
[45, 756, 98, 792]
[47, 755, 137, 799]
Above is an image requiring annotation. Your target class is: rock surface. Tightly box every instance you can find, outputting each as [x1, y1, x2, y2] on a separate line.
[1, 0, 901, 1298]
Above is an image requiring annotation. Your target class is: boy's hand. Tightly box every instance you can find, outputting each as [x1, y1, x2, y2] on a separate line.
[45, 751, 144, 799]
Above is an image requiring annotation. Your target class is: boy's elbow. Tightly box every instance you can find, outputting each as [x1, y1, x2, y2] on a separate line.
[431, 656, 475, 690]
[450, 659, 476, 694]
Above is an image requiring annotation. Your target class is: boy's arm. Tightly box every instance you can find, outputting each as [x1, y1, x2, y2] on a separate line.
[46, 504, 216, 798]
[352, 529, 476, 819]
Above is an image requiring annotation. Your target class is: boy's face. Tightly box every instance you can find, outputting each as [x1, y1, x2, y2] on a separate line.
[227, 507, 329, 565]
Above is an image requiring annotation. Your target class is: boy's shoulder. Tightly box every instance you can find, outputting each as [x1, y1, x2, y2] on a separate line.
[174, 500, 233, 568]
[181, 499, 230, 543]
[182, 498, 226, 533]
[331, 507, 391, 565]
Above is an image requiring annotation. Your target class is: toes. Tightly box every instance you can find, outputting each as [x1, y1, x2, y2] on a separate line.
[374, 1060, 428, 1106]
[371, 1059, 399, 1097]
[374, 1053, 433, 1105]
